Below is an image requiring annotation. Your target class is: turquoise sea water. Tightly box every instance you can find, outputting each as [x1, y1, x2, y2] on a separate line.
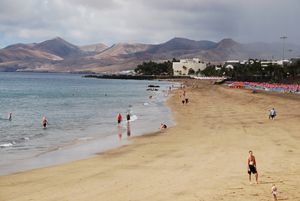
[0, 72, 174, 175]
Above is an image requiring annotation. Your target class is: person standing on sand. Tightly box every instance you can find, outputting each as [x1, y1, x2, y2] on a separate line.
[271, 184, 278, 201]
[117, 113, 122, 124]
[269, 108, 276, 120]
[247, 150, 258, 184]
[42, 116, 48, 128]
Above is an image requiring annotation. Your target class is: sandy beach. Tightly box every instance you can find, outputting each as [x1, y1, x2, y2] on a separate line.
[0, 80, 299, 201]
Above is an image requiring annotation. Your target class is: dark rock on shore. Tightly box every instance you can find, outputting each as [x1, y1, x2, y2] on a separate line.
[83, 74, 191, 80]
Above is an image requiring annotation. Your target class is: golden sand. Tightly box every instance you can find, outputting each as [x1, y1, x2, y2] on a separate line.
[0, 80, 299, 201]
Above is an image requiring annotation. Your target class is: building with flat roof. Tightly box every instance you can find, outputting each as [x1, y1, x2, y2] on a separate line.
[173, 58, 207, 76]
[223, 59, 292, 69]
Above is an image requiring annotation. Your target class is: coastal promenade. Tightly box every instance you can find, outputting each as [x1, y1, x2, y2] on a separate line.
[0, 80, 299, 201]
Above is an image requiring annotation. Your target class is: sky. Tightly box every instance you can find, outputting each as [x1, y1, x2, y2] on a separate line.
[0, 0, 299, 47]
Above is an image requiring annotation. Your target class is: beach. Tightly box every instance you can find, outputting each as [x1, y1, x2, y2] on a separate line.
[0, 80, 299, 201]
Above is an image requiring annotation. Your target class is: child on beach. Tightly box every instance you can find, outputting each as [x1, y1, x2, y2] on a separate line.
[247, 150, 258, 184]
[271, 184, 278, 201]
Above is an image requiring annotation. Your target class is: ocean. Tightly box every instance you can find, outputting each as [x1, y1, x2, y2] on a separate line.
[0, 72, 175, 175]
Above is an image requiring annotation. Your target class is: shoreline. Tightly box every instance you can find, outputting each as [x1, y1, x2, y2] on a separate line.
[0, 79, 176, 176]
[0, 80, 299, 201]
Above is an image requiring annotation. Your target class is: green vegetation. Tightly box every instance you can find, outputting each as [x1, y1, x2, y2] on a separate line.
[134, 60, 174, 75]
[188, 68, 195, 75]
[134, 58, 300, 83]
[202, 59, 300, 83]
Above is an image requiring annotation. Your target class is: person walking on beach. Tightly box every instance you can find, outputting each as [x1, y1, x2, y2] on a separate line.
[247, 150, 258, 184]
[271, 184, 278, 201]
[117, 113, 122, 124]
[269, 108, 276, 120]
[42, 116, 48, 128]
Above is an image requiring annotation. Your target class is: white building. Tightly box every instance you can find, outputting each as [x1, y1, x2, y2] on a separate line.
[173, 58, 207, 76]
[224, 59, 291, 69]
[224, 60, 241, 69]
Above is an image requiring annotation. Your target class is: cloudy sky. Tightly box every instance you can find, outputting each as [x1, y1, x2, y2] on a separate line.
[0, 0, 299, 47]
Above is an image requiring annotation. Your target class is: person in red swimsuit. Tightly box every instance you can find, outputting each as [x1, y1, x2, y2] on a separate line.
[117, 113, 122, 124]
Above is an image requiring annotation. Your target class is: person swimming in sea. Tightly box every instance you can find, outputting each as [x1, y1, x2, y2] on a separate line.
[42, 116, 48, 128]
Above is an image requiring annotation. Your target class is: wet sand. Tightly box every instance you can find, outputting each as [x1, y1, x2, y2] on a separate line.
[0, 80, 299, 201]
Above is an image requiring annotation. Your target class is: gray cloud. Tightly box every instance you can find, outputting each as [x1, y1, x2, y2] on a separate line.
[69, 0, 119, 10]
[0, 0, 299, 47]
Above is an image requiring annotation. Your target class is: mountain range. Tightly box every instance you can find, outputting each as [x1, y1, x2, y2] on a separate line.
[0, 37, 299, 73]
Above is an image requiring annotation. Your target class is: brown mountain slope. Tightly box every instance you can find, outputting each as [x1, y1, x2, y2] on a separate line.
[93, 43, 151, 58]
[33, 37, 83, 58]
[0, 46, 62, 62]
[1, 37, 300, 72]
[80, 43, 108, 53]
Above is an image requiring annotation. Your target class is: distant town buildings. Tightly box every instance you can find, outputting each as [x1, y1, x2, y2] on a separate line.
[173, 58, 207, 76]
[290, 57, 300, 64]
[223, 60, 240, 69]
[223, 59, 296, 69]
[171, 57, 299, 77]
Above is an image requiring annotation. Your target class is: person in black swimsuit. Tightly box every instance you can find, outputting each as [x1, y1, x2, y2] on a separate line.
[247, 150, 258, 184]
